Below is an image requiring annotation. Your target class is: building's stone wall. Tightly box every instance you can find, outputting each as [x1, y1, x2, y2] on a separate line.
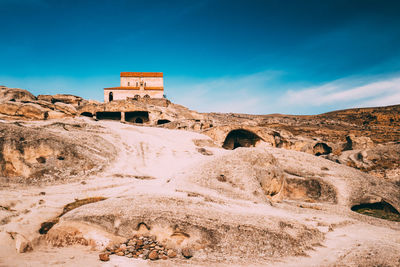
[104, 73, 164, 102]
[104, 89, 163, 102]
[121, 77, 163, 88]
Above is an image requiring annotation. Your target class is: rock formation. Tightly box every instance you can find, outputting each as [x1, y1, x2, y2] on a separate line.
[0, 86, 399, 266]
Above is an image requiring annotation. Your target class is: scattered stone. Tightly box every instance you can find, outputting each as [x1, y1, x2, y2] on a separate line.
[148, 250, 159, 260]
[197, 147, 213, 156]
[217, 174, 227, 182]
[182, 248, 193, 259]
[167, 249, 177, 258]
[39, 192, 46, 195]
[103, 235, 187, 262]
[99, 253, 110, 261]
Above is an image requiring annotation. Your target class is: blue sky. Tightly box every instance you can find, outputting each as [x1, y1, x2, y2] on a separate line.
[1, 0, 400, 114]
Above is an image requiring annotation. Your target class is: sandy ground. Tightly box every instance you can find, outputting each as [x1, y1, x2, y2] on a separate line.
[0, 119, 399, 266]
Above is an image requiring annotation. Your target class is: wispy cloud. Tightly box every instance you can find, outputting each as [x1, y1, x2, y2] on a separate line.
[2, 71, 399, 115]
[169, 71, 400, 115]
[283, 75, 400, 109]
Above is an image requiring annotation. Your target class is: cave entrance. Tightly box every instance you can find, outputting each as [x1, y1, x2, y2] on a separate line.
[313, 142, 332, 156]
[222, 129, 262, 150]
[80, 112, 93, 117]
[351, 201, 400, 222]
[157, 119, 171, 125]
[125, 111, 149, 124]
[96, 112, 121, 121]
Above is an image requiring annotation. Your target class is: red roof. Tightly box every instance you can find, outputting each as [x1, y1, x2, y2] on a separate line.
[120, 72, 163, 77]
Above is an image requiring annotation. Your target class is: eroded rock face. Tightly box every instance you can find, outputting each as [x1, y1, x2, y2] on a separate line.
[0, 88, 80, 120]
[0, 121, 116, 182]
[180, 148, 286, 202]
[329, 143, 400, 183]
[0, 88, 36, 102]
[57, 195, 324, 261]
[38, 94, 83, 106]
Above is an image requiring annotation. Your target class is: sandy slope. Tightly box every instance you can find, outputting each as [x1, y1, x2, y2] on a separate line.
[0, 119, 399, 266]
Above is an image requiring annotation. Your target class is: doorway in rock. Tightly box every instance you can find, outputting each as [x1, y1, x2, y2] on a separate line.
[351, 201, 400, 222]
[125, 111, 149, 124]
[96, 112, 121, 121]
[109, 92, 113, 102]
[157, 119, 171, 125]
[222, 129, 262, 150]
[80, 112, 93, 117]
[313, 142, 332, 156]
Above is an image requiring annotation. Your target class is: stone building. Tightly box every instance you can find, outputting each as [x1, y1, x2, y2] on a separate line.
[104, 72, 164, 102]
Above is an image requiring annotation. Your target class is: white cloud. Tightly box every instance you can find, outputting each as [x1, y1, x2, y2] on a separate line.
[283, 76, 400, 108]
[2, 71, 399, 115]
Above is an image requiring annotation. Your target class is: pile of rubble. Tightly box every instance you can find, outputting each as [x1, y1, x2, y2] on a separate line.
[99, 235, 192, 262]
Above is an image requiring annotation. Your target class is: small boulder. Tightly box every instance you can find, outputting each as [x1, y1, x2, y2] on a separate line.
[167, 249, 177, 258]
[148, 250, 159, 260]
[16, 103, 50, 120]
[54, 102, 77, 115]
[47, 110, 69, 119]
[99, 253, 110, 261]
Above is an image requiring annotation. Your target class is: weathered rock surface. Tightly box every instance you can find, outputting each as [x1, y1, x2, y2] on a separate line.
[0, 120, 116, 182]
[0, 87, 78, 120]
[0, 88, 36, 102]
[0, 87, 399, 266]
[179, 148, 286, 202]
[38, 94, 83, 106]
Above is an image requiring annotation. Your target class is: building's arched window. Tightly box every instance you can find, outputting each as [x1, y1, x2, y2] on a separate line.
[136, 82, 138, 87]
[144, 94, 150, 99]
[128, 82, 130, 86]
[109, 92, 113, 102]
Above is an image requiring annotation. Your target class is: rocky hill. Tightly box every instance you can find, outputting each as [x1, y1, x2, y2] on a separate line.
[0, 86, 399, 266]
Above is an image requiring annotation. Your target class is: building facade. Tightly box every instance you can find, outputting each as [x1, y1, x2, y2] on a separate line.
[104, 72, 164, 102]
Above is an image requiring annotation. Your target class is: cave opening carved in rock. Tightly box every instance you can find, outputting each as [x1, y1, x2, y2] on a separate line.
[80, 112, 93, 117]
[351, 201, 400, 222]
[125, 111, 149, 124]
[96, 112, 121, 121]
[157, 119, 171, 125]
[222, 129, 262, 150]
[313, 142, 332, 156]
